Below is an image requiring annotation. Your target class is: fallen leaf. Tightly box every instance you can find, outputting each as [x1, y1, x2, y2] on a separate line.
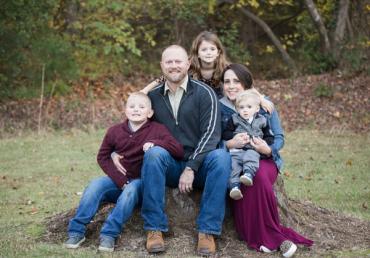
[333, 111, 341, 118]
[30, 207, 38, 215]
[283, 171, 292, 177]
[346, 159, 353, 166]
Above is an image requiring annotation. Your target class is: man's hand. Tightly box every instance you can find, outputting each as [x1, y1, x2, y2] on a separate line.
[111, 152, 127, 175]
[178, 167, 194, 194]
[143, 142, 155, 152]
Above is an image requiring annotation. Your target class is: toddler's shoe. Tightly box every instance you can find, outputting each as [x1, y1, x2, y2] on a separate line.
[280, 240, 297, 258]
[229, 187, 243, 200]
[240, 173, 253, 186]
[64, 235, 85, 249]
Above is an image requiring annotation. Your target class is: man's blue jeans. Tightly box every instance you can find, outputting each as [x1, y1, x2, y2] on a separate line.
[141, 146, 231, 235]
[68, 176, 141, 239]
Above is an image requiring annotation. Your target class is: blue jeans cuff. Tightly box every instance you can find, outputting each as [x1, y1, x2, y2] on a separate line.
[144, 227, 168, 232]
[198, 229, 221, 236]
[99, 234, 115, 241]
[68, 232, 84, 238]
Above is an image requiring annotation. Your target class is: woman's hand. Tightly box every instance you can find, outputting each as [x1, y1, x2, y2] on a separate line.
[140, 76, 164, 94]
[250, 137, 272, 156]
[260, 97, 274, 114]
[111, 152, 127, 175]
[227, 133, 250, 149]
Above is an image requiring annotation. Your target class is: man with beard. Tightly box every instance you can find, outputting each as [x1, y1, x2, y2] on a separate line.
[141, 45, 231, 256]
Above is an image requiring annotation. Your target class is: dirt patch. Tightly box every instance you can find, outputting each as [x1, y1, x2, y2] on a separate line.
[43, 198, 370, 257]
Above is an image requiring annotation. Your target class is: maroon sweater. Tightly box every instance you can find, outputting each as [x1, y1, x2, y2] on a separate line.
[97, 120, 184, 188]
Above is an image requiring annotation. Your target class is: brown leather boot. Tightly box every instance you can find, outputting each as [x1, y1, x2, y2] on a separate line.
[146, 231, 165, 253]
[197, 233, 216, 256]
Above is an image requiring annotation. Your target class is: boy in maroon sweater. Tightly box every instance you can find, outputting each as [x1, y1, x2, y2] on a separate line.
[65, 92, 183, 252]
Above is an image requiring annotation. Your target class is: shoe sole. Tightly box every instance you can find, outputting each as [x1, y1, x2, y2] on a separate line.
[147, 245, 165, 253]
[240, 176, 253, 186]
[229, 191, 243, 200]
[64, 237, 86, 249]
[197, 249, 215, 257]
[260, 245, 276, 253]
[282, 243, 297, 258]
[98, 246, 114, 252]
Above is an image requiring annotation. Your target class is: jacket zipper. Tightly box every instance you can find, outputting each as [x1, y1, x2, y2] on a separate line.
[161, 95, 178, 125]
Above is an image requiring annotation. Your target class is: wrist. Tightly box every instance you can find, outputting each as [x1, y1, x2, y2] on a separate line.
[265, 146, 272, 156]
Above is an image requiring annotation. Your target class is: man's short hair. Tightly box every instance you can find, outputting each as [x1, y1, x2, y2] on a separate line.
[161, 45, 188, 59]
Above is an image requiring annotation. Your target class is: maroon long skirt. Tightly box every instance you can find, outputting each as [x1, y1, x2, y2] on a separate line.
[232, 159, 313, 251]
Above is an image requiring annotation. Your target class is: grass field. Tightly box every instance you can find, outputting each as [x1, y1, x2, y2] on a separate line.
[0, 129, 369, 257]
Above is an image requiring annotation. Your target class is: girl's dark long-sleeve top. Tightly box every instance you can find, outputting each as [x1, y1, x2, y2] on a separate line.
[97, 120, 184, 188]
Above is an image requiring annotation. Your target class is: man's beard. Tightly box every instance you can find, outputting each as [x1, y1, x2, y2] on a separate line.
[164, 69, 187, 83]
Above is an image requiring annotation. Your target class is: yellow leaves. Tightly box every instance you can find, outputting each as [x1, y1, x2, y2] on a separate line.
[265, 45, 275, 53]
[248, 0, 260, 8]
[366, 4, 370, 12]
[283, 93, 292, 101]
[208, 0, 216, 14]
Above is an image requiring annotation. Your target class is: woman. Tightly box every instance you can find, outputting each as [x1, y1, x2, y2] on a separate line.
[220, 63, 313, 257]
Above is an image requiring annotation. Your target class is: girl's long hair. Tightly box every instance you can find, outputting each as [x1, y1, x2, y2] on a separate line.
[189, 31, 229, 87]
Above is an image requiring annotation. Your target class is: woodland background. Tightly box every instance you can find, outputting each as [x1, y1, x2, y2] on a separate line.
[0, 1, 369, 257]
[1, 0, 369, 100]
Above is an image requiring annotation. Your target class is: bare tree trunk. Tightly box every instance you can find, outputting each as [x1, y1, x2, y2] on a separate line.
[346, 16, 354, 40]
[65, 0, 79, 35]
[333, 0, 350, 56]
[304, 0, 331, 53]
[238, 7, 297, 73]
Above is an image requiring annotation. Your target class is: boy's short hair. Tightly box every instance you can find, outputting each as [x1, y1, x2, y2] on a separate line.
[126, 92, 152, 109]
[235, 89, 261, 108]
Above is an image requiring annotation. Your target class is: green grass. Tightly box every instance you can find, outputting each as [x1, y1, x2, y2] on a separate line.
[0, 129, 369, 257]
[283, 130, 370, 220]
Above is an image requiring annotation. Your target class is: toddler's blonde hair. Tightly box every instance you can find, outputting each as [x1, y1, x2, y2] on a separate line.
[235, 89, 262, 108]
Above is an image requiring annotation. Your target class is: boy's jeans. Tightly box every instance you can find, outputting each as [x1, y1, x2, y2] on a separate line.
[141, 146, 231, 235]
[68, 176, 141, 239]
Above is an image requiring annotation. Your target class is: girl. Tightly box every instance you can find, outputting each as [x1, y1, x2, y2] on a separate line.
[188, 31, 229, 98]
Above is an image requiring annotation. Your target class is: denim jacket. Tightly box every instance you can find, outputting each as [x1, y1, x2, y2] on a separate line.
[219, 96, 284, 170]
